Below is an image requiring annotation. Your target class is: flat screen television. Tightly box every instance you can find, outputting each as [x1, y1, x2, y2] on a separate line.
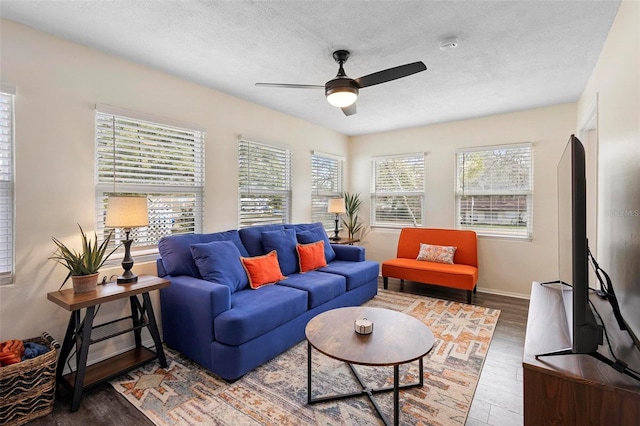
[556, 134, 602, 354]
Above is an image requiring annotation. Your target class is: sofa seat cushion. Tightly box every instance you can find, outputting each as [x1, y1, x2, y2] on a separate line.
[214, 284, 308, 346]
[382, 258, 478, 290]
[320, 260, 379, 291]
[277, 271, 346, 309]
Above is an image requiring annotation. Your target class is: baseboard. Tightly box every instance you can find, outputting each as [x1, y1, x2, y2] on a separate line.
[476, 286, 530, 300]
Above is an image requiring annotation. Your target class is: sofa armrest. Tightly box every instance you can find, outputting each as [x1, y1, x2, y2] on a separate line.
[159, 275, 231, 363]
[332, 244, 365, 262]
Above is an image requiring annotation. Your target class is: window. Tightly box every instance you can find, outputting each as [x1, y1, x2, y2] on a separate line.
[0, 87, 14, 285]
[238, 139, 291, 228]
[456, 143, 533, 238]
[311, 152, 343, 229]
[96, 105, 205, 250]
[371, 154, 424, 227]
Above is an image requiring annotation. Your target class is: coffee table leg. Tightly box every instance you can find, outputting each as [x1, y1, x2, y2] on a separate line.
[394, 365, 400, 426]
[307, 341, 312, 404]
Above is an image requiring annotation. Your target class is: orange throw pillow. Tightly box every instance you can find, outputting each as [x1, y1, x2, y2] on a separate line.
[296, 240, 328, 273]
[240, 250, 287, 289]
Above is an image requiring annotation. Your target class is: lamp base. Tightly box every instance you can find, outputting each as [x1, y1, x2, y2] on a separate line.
[117, 235, 137, 284]
[330, 236, 342, 242]
[116, 273, 138, 284]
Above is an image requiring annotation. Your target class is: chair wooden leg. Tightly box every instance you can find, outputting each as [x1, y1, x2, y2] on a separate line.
[383, 276, 388, 289]
[473, 285, 477, 293]
[467, 290, 472, 304]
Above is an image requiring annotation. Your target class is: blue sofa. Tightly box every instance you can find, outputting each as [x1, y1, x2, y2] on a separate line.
[156, 222, 379, 380]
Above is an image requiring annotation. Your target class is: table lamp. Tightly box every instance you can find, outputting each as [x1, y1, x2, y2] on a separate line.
[105, 195, 149, 284]
[327, 197, 346, 241]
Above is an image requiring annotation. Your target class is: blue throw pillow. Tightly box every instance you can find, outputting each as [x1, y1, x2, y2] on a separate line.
[190, 241, 248, 292]
[159, 230, 249, 277]
[261, 228, 298, 275]
[296, 228, 336, 262]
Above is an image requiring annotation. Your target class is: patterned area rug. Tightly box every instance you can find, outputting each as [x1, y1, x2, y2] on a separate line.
[110, 290, 500, 425]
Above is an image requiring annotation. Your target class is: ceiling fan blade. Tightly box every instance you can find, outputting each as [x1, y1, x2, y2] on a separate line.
[341, 103, 357, 116]
[355, 61, 427, 88]
[255, 83, 324, 89]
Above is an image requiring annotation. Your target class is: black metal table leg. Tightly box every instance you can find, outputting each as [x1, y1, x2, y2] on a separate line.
[56, 311, 77, 381]
[307, 340, 312, 405]
[394, 365, 400, 426]
[130, 295, 142, 347]
[71, 306, 96, 412]
[142, 292, 166, 367]
[308, 346, 424, 425]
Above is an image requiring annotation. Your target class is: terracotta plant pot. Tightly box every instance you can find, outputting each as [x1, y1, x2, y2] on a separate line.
[71, 273, 99, 293]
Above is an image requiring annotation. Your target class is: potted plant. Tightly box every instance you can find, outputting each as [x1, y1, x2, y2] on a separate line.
[50, 225, 118, 293]
[342, 192, 364, 239]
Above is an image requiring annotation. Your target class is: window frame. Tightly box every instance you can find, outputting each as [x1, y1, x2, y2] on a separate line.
[455, 142, 533, 239]
[238, 138, 292, 228]
[370, 153, 425, 228]
[0, 85, 15, 286]
[95, 105, 205, 258]
[311, 151, 344, 230]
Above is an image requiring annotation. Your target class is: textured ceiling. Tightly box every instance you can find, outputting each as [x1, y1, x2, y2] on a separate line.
[0, 1, 621, 136]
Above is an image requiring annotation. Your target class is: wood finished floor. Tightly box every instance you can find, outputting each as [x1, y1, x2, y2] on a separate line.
[30, 278, 529, 425]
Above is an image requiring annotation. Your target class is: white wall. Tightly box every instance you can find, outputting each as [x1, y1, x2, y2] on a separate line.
[0, 19, 348, 362]
[577, 1, 640, 340]
[349, 104, 577, 298]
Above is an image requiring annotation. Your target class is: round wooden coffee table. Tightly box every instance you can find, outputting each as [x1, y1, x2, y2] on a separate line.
[305, 306, 434, 426]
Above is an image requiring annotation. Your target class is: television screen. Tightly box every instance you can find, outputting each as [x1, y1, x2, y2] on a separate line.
[557, 135, 602, 354]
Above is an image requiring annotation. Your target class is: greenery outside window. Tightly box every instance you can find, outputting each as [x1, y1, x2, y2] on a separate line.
[456, 143, 533, 238]
[371, 153, 425, 227]
[311, 151, 344, 230]
[95, 105, 205, 251]
[0, 87, 15, 285]
[238, 139, 291, 228]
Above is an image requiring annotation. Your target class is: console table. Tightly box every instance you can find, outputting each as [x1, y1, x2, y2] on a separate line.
[523, 282, 640, 425]
[47, 275, 170, 412]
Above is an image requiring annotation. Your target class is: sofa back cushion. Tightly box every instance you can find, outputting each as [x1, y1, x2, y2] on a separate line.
[287, 222, 336, 262]
[261, 228, 299, 275]
[397, 228, 477, 267]
[239, 224, 285, 256]
[190, 241, 248, 292]
[158, 230, 249, 277]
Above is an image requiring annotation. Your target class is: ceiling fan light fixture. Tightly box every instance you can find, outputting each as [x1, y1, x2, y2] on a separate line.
[325, 78, 359, 107]
[326, 88, 358, 107]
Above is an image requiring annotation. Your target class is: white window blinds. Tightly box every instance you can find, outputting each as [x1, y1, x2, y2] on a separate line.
[0, 90, 14, 285]
[311, 152, 343, 229]
[456, 143, 533, 238]
[96, 107, 205, 248]
[238, 139, 291, 228]
[371, 154, 424, 227]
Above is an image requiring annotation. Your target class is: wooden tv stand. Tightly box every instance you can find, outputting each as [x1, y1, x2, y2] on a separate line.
[523, 282, 640, 425]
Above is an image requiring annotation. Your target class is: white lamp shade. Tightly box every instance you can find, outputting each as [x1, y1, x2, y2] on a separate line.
[326, 90, 358, 108]
[327, 197, 346, 214]
[105, 196, 149, 228]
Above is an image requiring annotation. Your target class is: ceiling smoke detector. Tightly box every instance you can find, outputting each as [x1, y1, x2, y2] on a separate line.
[439, 37, 458, 51]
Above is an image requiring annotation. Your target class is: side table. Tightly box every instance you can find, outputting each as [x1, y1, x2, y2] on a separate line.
[47, 274, 170, 412]
[330, 238, 360, 245]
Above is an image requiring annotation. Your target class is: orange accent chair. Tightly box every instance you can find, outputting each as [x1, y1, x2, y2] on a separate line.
[382, 228, 478, 303]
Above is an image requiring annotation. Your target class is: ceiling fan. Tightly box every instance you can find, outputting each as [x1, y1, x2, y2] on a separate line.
[255, 50, 427, 116]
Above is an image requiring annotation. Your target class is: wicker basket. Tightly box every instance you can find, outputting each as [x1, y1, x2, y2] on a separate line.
[0, 332, 59, 426]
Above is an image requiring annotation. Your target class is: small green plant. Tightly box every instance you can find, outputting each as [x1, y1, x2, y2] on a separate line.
[342, 192, 363, 239]
[50, 224, 118, 285]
